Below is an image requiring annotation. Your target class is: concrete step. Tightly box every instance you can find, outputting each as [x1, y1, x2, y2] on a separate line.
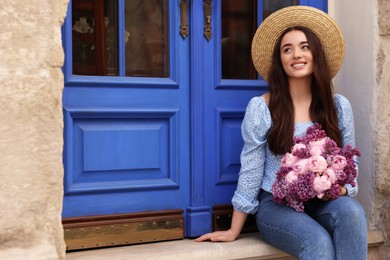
[66, 230, 383, 260]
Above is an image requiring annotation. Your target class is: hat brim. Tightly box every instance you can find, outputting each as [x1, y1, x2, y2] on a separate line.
[251, 6, 345, 82]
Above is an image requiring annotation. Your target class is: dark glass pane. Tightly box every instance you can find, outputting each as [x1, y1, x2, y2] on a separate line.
[263, 0, 298, 19]
[72, 0, 118, 76]
[105, 1, 119, 76]
[222, 0, 257, 79]
[125, 0, 169, 77]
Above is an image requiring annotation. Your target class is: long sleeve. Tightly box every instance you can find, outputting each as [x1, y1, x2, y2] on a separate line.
[334, 94, 358, 197]
[231, 97, 271, 214]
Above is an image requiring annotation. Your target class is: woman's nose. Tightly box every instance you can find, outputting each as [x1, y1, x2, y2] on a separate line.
[294, 49, 303, 59]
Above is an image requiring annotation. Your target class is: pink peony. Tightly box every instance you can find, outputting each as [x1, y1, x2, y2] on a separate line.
[285, 171, 298, 183]
[330, 155, 347, 171]
[324, 168, 337, 183]
[307, 155, 328, 173]
[282, 153, 298, 167]
[292, 143, 306, 153]
[293, 158, 309, 175]
[313, 175, 332, 199]
[309, 138, 326, 156]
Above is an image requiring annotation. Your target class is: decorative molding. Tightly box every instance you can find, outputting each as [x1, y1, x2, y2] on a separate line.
[185, 206, 212, 237]
[215, 108, 245, 185]
[190, 1, 206, 207]
[63, 108, 179, 195]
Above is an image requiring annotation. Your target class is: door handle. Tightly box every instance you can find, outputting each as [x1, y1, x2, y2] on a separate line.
[180, 0, 189, 39]
[204, 0, 212, 41]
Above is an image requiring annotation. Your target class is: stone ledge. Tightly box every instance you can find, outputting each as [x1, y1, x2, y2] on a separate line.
[0, 241, 60, 260]
[66, 230, 383, 260]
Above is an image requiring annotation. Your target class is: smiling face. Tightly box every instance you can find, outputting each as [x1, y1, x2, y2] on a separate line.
[280, 30, 314, 80]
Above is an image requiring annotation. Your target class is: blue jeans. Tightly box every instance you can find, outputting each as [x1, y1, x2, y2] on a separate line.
[256, 190, 367, 260]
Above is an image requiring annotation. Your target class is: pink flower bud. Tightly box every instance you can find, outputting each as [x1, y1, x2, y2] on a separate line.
[282, 153, 298, 167]
[313, 175, 332, 197]
[293, 158, 309, 175]
[307, 155, 328, 173]
[309, 138, 326, 156]
[330, 155, 347, 171]
[324, 168, 337, 183]
[285, 171, 298, 184]
[292, 143, 306, 153]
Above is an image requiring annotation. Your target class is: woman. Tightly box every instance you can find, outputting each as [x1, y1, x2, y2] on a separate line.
[195, 6, 367, 260]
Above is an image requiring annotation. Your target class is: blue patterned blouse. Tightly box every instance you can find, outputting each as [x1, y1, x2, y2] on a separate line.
[231, 94, 358, 214]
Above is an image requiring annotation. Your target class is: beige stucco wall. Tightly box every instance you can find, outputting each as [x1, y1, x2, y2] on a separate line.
[0, 0, 69, 259]
[330, 0, 390, 258]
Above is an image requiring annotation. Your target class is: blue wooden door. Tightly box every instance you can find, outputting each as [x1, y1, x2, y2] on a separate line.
[62, 1, 191, 218]
[62, 0, 327, 237]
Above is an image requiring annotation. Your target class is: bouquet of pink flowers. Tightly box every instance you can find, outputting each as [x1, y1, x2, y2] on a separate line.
[272, 123, 360, 212]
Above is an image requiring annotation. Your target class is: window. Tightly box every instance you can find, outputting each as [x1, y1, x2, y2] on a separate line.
[221, 0, 298, 80]
[71, 0, 169, 77]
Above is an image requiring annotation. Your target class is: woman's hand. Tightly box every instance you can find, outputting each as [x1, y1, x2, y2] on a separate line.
[195, 210, 247, 242]
[321, 186, 347, 201]
[339, 186, 348, 196]
[194, 229, 237, 242]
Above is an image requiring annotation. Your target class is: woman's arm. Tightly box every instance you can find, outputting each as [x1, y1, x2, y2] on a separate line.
[334, 94, 358, 197]
[194, 210, 248, 242]
[195, 96, 271, 242]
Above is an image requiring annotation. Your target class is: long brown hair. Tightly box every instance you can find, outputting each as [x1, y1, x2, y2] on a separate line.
[267, 26, 342, 155]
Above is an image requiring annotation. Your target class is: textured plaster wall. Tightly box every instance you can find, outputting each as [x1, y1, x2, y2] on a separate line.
[328, 0, 376, 218]
[0, 0, 69, 259]
[330, 0, 390, 258]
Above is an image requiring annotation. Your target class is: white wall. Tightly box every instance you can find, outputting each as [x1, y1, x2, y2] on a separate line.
[328, 0, 377, 218]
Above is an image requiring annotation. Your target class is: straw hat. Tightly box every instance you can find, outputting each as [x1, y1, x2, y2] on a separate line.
[251, 6, 345, 82]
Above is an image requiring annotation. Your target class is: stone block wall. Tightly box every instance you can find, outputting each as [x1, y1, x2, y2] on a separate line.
[0, 0, 69, 259]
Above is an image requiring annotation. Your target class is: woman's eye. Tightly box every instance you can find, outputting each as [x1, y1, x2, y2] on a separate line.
[302, 45, 310, 50]
[283, 48, 292, 53]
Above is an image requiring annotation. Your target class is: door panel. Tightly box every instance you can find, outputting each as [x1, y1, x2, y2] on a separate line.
[63, 94, 188, 218]
[64, 110, 178, 193]
[62, 0, 190, 218]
